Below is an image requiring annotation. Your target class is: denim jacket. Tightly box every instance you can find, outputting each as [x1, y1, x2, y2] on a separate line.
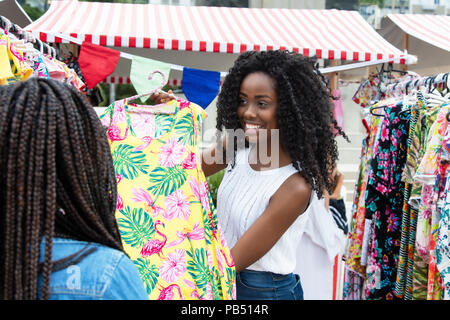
[37, 238, 148, 300]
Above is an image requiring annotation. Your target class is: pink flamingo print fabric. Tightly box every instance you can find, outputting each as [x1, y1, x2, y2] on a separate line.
[100, 98, 236, 300]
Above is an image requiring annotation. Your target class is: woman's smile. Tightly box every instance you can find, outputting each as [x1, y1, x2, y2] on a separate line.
[243, 122, 263, 134]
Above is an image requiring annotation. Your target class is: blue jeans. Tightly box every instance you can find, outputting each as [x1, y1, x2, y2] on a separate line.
[236, 269, 304, 300]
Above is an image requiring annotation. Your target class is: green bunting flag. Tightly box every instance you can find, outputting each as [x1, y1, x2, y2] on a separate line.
[130, 56, 171, 102]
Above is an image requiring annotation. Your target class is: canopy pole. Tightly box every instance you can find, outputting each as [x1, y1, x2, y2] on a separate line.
[367, 65, 378, 78]
[109, 83, 115, 105]
[329, 60, 340, 91]
[68, 43, 78, 58]
[402, 33, 409, 72]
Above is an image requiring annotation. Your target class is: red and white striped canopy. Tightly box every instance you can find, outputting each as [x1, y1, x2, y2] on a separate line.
[385, 14, 450, 52]
[25, 0, 410, 63]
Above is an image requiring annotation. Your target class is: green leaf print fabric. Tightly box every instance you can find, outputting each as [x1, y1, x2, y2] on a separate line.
[100, 98, 236, 300]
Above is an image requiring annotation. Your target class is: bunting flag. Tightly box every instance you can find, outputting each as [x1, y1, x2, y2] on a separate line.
[130, 56, 171, 102]
[182, 67, 220, 109]
[78, 41, 120, 89]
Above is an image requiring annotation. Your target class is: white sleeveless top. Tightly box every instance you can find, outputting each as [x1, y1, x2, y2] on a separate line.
[216, 146, 313, 275]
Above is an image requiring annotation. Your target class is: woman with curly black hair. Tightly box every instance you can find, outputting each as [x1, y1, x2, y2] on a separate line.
[201, 50, 347, 300]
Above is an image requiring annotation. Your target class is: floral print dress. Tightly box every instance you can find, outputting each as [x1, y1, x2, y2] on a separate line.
[403, 101, 440, 300]
[100, 98, 236, 300]
[343, 111, 383, 300]
[437, 115, 450, 299]
[363, 104, 410, 300]
[392, 94, 438, 299]
[414, 104, 449, 299]
[0, 29, 33, 85]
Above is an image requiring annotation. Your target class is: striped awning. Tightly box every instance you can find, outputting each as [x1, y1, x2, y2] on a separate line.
[385, 14, 450, 52]
[25, 0, 411, 63]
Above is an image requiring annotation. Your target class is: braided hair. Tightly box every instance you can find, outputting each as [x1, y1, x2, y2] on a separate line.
[216, 50, 348, 199]
[0, 78, 123, 300]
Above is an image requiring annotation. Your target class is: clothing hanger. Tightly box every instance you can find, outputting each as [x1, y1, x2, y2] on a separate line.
[369, 100, 390, 117]
[438, 73, 449, 97]
[370, 95, 405, 117]
[126, 70, 170, 102]
[12, 40, 36, 59]
[44, 43, 55, 58]
[51, 46, 57, 59]
[1, 15, 35, 47]
[424, 90, 450, 107]
[404, 80, 413, 95]
[126, 70, 177, 114]
[369, 105, 386, 117]
[443, 90, 450, 101]
[376, 64, 389, 94]
[38, 39, 44, 54]
[387, 62, 408, 76]
[401, 88, 418, 111]
[0, 16, 12, 33]
[425, 74, 449, 100]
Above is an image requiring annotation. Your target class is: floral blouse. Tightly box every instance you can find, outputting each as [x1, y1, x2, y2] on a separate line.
[100, 98, 236, 300]
[364, 104, 410, 300]
[0, 29, 32, 85]
[343, 112, 383, 300]
[345, 93, 449, 300]
[437, 115, 450, 299]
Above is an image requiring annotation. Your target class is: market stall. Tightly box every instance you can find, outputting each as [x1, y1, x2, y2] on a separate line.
[24, 0, 415, 85]
[3, 1, 437, 302]
[378, 13, 450, 76]
[342, 14, 450, 300]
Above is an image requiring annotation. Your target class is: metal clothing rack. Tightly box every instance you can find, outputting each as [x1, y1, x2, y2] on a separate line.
[368, 70, 450, 118]
[384, 71, 449, 97]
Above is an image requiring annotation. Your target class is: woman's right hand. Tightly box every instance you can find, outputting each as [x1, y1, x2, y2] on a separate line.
[150, 89, 176, 104]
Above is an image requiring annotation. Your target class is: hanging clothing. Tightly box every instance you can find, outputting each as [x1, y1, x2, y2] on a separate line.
[345, 73, 450, 300]
[342, 267, 365, 300]
[332, 89, 345, 133]
[352, 74, 382, 108]
[342, 109, 383, 300]
[330, 198, 348, 235]
[425, 105, 449, 299]
[437, 123, 450, 299]
[395, 96, 423, 300]
[0, 29, 32, 85]
[396, 97, 441, 299]
[100, 98, 236, 300]
[0, 25, 85, 90]
[42, 54, 65, 81]
[294, 197, 344, 300]
[364, 103, 410, 300]
[329, 181, 348, 235]
[27, 54, 50, 79]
